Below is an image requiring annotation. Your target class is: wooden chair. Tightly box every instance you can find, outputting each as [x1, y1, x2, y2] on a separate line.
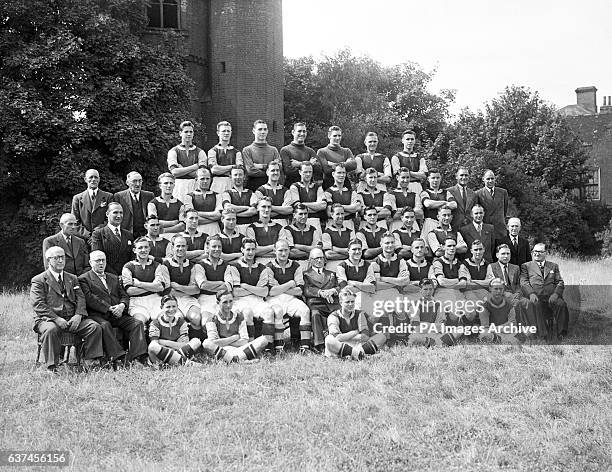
[35, 330, 83, 367]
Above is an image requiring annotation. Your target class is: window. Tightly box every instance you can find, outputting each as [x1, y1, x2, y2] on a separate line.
[147, 0, 180, 29]
[584, 168, 600, 201]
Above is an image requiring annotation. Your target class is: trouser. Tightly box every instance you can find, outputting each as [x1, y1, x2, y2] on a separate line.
[36, 319, 103, 367]
[308, 300, 340, 347]
[89, 314, 147, 361]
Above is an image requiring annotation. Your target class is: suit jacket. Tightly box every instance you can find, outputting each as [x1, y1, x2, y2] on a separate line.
[475, 186, 509, 240]
[497, 234, 531, 266]
[303, 268, 340, 305]
[486, 261, 521, 293]
[42, 231, 89, 276]
[520, 260, 564, 298]
[71, 189, 113, 234]
[79, 270, 129, 319]
[447, 184, 477, 232]
[91, 226, 134, 276]
[460, 222, 495, 263]
[113, 189, 155, 233]
[30, 269, 88, 328]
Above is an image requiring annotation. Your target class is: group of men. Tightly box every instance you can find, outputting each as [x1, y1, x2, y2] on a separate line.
[31, 120, 571, 371]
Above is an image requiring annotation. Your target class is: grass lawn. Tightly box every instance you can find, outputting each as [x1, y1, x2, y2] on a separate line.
[1, 258, 611, 472]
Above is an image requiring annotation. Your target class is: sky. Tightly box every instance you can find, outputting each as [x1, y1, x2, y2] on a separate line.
[282, 0, 612, 116]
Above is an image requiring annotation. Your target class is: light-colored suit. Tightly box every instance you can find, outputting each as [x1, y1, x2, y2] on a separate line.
[447, 184, 477, 232]
[71, 189, 113, 235]
[42, 231, 89, 275]
[30, 269, 102, 366]
[475, 186, 508, 241]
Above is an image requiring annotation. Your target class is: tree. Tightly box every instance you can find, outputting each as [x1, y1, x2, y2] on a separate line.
[283, 49, 455, 156]
[0, 0, 193, 287]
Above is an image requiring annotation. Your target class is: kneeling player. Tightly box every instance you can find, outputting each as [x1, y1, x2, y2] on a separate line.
[201, 290, 269, 362]
[324, 287, 386, 360]
[148, 295, 202, 366]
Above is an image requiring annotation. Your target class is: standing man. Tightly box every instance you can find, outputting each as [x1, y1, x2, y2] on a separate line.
[218, 209, 245, 262]
[208, 121, 243, 194]
[79, 251, 148, 366]
[288, 161, 327, 232]
[71, 168, 113, 240]
[324, 163, 362, 231]
[254, 160, 293, 225]
[355, 132, 391, 191]
[242, 120, 281, 191]
[520, 243, 569, 340]
[42, 213, 89, 276]
[317, 126, 357, 190]
[31, 247, 103, 372]
[390, 130, 427, 193]
[460, 204, 495, 263]
[498, 217, 531, 266]
[447, 167, 477, 232]
[357, 168, 392, 227]
[386, 167, 424, 232]
[221, 166, 258, 235]
[113, 171, 154, 238]
[280, 122, 320, 187]
[167, 120, 207, 203]
[475, 169, 509, 242]
[144, 215, 171, 263]
[148, 173, 186, 239]
[91, 202, 134, 275]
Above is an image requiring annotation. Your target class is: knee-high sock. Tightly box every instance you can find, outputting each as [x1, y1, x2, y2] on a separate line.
[178, 339, 202, 359]
[151, 345, 183, 365]
[362, 333, 386, 354]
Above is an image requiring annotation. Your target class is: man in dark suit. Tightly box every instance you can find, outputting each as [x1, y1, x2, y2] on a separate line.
[113, 171, 154, 238]
[91, 202, 134, 275]
[79, 250, 148, 365]
[475, 169, 508, 241]
[460, 204, 495, 262]
[42, 213, 89, 276]
[71, 168, 113, 240]
[31, 246, 103, 372]
[447, 167, 477, 232]
[303, 247, 340, 352]
[496, 217, 531, 266]
[520, 243, 569, 340]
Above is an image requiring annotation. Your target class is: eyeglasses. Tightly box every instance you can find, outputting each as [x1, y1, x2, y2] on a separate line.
[48, 255, 65, 260]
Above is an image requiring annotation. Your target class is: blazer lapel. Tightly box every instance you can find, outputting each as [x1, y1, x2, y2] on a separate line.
[45, 271, 63, 296]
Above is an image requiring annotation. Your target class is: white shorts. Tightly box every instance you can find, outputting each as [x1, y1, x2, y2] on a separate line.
[174, 179, 196, 204]
[129, 294, 163, 321]
[210, 176, 232, 194]
[175, 294, 200, 317]
[198, 294, 219, 315]
[232, 295, 270, 318]
[267, 294, 309, 320]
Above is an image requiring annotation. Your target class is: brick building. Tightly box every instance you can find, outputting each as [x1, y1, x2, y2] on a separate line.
[145, 0, 284, 148]
[559, 86, 612, 206]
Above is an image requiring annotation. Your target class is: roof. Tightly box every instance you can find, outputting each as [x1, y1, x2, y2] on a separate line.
[558, 104, 594, 117]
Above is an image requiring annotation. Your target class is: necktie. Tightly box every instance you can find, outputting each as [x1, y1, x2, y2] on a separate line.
[114, 227, 121, 240]
[502, 265, 509, 287]
[58, 274, 66, 296]
[477, 224, 482, 235]
[99, 274, 109, 291]
[513, 237, 518, 248]
[490, 188, 494, 199]
[92, 190, 97, 201]
[461, 186, 467, 208]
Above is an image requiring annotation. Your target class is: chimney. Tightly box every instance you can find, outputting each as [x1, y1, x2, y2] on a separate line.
[575, 86, 598, 114]
[601, 95, 612, 114]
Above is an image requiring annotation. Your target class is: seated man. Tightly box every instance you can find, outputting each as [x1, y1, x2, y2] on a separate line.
[266, 240, 312, 353]
[42, 213, 89, 276]
[254, 160, 293, 225]
[177, 208, 208, 262]
[520, 243, 569, 340]
[201, 290, 269, 363]
[426, 207, 467, 259]
[479, 278, 524, 344]
[372, 232, 410, 304]
[356, 206, 387, 260]
[324, 163, 362, 231]
[386, 167, 424, 232]
[79, 251, 148, 366]
[197, 235, 233, 322]
[392, 207, 423, 260]
[460, 240, 490, 321]
[226, 238, 275, 348]
[163, 235, 204, 334]
[403, 238, 435, 303]
[280, 203, 322, 261]
[221, 166, 258, 235]
[31, 247, 103, 372]
[148, 295, 202, 367]
[288, 161, 327, 232]
[407, 278, 456, 348]
[431, 237, 466, 305]
[144, 215, 171, 263]
[336, 238, 376, 312]
[303, 247, 340, 353]
[357, 168, 391, 228]
[218, 208, 245, 262]
[245, 197, 284, 265]
[324, 287, 387, 360]
[460, 204, 495, 263]
[122, 237, 169, 324]
[321, 204, 356, 265]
